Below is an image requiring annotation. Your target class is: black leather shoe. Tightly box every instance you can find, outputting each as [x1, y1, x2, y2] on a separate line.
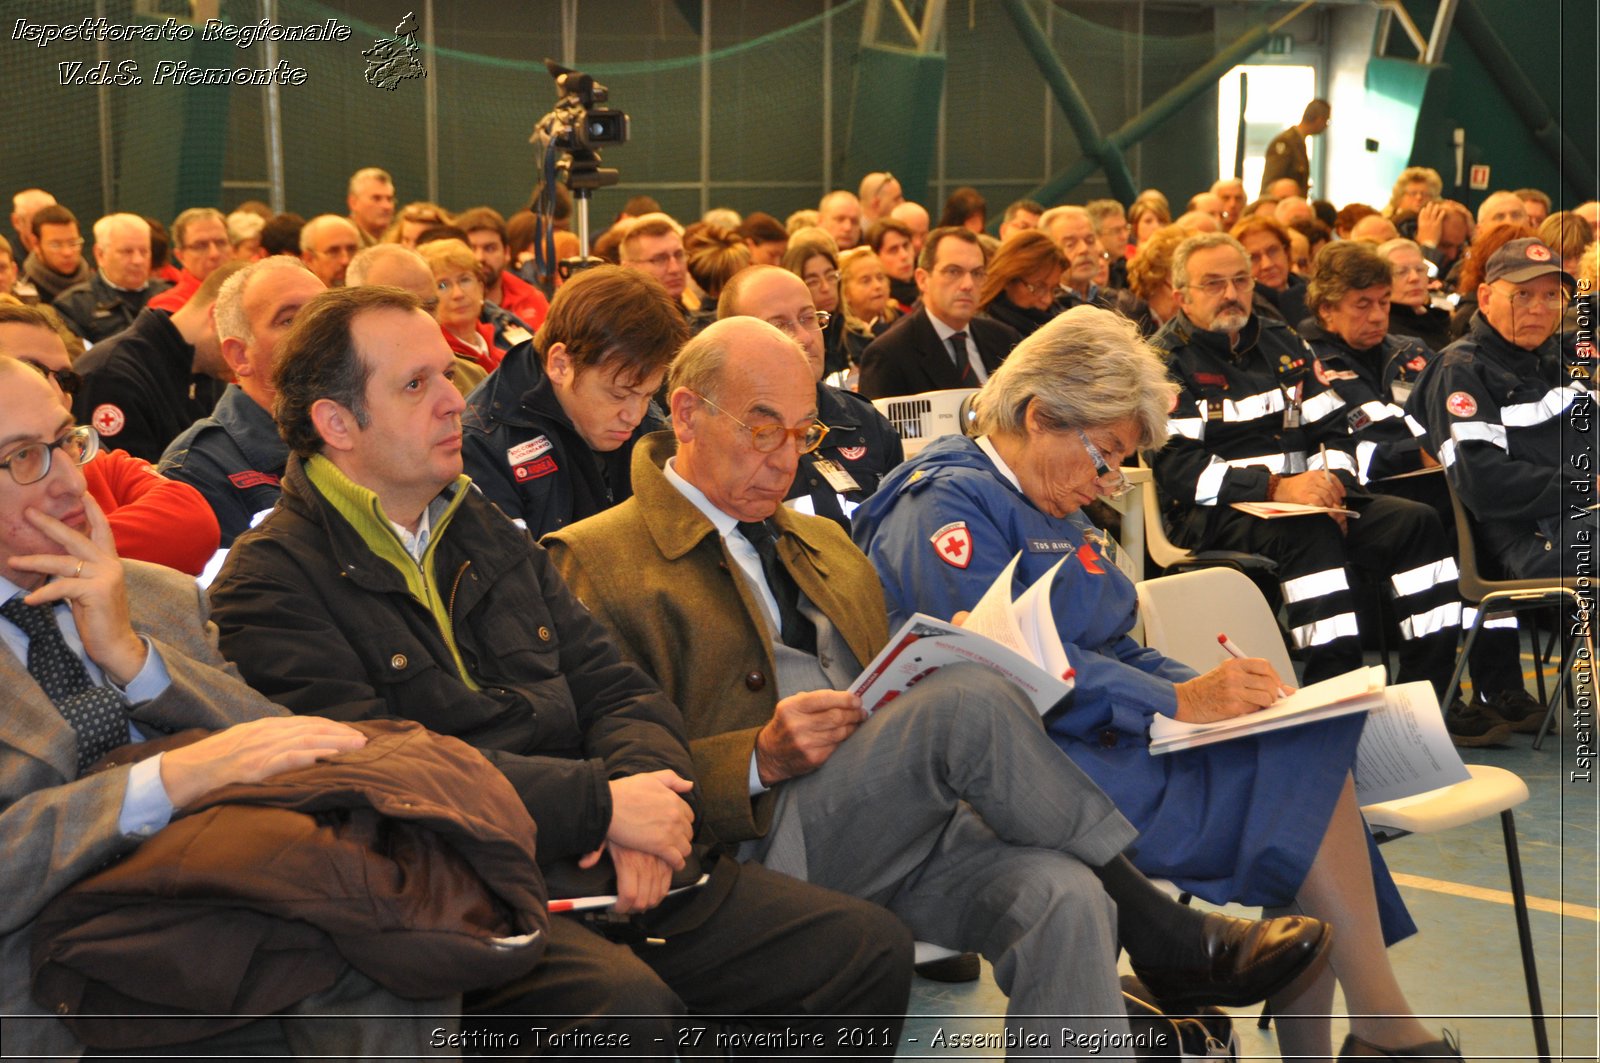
[1130, 912, 1330, 1011]
[1338, 1028, 1463, 1060]
[914, 951, 981, 982]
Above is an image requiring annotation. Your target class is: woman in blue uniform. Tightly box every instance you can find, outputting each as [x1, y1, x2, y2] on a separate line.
[853, 306, 1460, 1063]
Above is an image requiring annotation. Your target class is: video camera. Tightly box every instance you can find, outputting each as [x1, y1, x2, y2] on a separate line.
[541, 60, 629, 153]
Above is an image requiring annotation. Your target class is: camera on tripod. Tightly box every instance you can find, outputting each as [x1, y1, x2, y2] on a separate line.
[544, 60, 629, 152]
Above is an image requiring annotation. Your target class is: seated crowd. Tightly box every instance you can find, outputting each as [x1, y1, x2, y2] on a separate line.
[2, 162, 1593, 1062]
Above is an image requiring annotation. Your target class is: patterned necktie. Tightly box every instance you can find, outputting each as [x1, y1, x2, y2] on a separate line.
[1, 596, 129, 773]
[948, 331, 972, 383]
[736, 520, 818, 654]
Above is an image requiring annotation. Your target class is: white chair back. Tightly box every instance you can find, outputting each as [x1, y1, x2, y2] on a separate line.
[1136, 567, 1294, 677]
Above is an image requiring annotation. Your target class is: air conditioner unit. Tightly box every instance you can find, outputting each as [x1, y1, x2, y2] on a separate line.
[871, 389, 981, 457]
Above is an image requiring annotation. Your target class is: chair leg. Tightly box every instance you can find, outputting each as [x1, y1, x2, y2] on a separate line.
[1529, 612, 1548, 708]
[1534, 636, 1582, 751]
[1446, 608, 1486, 704]
[1501, 810, 1550, 1063]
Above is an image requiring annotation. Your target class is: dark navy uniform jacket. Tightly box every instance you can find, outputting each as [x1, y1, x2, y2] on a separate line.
[158, 385, 288, 547]
[1298, 321, 1435, 484]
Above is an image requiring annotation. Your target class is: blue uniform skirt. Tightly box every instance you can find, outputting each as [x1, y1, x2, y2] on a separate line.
[1063, 714, 1416, 946]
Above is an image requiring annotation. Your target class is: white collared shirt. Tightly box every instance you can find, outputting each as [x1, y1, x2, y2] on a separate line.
[926, 312, 989, 384]
[661, 459, 782, 797]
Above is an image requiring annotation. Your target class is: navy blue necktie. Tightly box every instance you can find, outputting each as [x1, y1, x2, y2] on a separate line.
[737, 521, 818, 654]
[2, 596, 128, 773]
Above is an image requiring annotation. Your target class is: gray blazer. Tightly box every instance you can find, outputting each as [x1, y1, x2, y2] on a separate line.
[0, 560, 286, 1060]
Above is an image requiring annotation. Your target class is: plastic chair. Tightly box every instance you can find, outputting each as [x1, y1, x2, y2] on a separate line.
[1136, 567, 1550, 1063]
[1137, 458, 1279, 579]
[1445, 484, 1593, 751]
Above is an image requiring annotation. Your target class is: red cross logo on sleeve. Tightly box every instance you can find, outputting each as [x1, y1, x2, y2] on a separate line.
[930, 521, 973, 569]
[91, 404, 125, 436]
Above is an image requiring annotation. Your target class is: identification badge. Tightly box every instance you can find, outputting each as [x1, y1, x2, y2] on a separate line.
[812, 458, 861, 494]
[1082, 526, 1138, 584]
[1282, 383, 1303, 429]
[1390, 381, 1413, 405]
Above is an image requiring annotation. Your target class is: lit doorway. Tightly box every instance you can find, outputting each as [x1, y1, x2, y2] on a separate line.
[1218, 65, 1317, 196]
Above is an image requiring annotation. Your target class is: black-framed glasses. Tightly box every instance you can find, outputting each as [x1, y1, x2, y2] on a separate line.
[693, 392, 829, 455]
[20, 359, 81, 397]
[0, 424, 98, 486]
[1075, 428, 1132, 499]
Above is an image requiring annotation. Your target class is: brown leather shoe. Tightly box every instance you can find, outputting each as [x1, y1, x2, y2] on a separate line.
[1130, 912, 1331, 1011]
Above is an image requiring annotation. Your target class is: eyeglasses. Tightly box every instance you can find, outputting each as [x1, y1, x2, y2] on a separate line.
[1494, 285, 1570, 312]
[1187, 273, 1254, 297]
[804, 269, 841, 290]
[181, 237, 230, 253]
[933, 264, 987, 285]
[42, 238, 84, 252]
[1075, 428, 1132, 499]
[1017, 277, 1057, 295]
[629, 248, 686, 270]
[767, 310, 831, 338]
[0, 424, 98, 486]
[693, 392, 829, 455]
[20, 359, 81, 397]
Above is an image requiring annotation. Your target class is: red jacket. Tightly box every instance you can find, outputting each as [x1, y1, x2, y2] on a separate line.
[147, 268, 201, 313]
[84, 448, 220, 575]
[497, 270, 549, 329]
[443, 321, 504, 373]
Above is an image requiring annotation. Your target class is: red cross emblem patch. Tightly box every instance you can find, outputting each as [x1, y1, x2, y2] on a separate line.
[1446, 391, 1478, 418]
[931, 521, 972, 569]
[837, 446, 867, 461]
[91, 404, 125, 436]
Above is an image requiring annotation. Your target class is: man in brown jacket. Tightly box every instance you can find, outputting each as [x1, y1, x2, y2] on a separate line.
[545, 318, 1330, 1051]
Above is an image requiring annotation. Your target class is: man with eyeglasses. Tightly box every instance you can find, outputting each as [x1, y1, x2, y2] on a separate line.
[23, 204, 94, 306]
[0, 303, 220, 575]
[1380, 237, 1453, 352]
[0, 353, 450, 1060]
[546, 314, 1329, 1053]
[857, 226, 1019, 399]
[1411, 237, 1593, 583]
[717, 265, 902, 530]
[1151, 232, 1470, 737]
[147, 208, 232, 314]
[68, 259, 241, 466]
[53, 213, 173, 344]
[619, 215, 690, 311]
[207, 288, 915, 1052]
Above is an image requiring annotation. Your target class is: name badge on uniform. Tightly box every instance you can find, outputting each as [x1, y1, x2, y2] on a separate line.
[1282, 382, 1303, 429]
[812, 458, 861, 494]
[1082, 527, 1139, 585]
[1025, 538, 1074, 553]
[1390, 381, 1413, 405]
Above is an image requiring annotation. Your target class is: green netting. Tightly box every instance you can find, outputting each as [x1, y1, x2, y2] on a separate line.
[2, 0, 1225, 233]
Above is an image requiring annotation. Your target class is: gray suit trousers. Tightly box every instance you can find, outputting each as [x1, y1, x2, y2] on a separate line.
[753, 663, 1138, 1058]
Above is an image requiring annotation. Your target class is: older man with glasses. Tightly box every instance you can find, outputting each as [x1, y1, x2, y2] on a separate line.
[1411, 237, 1592, 583]
[546, 314, 1331, 1054]
[717, 264, 902, 530]
[1149, 232, 1477, 742]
